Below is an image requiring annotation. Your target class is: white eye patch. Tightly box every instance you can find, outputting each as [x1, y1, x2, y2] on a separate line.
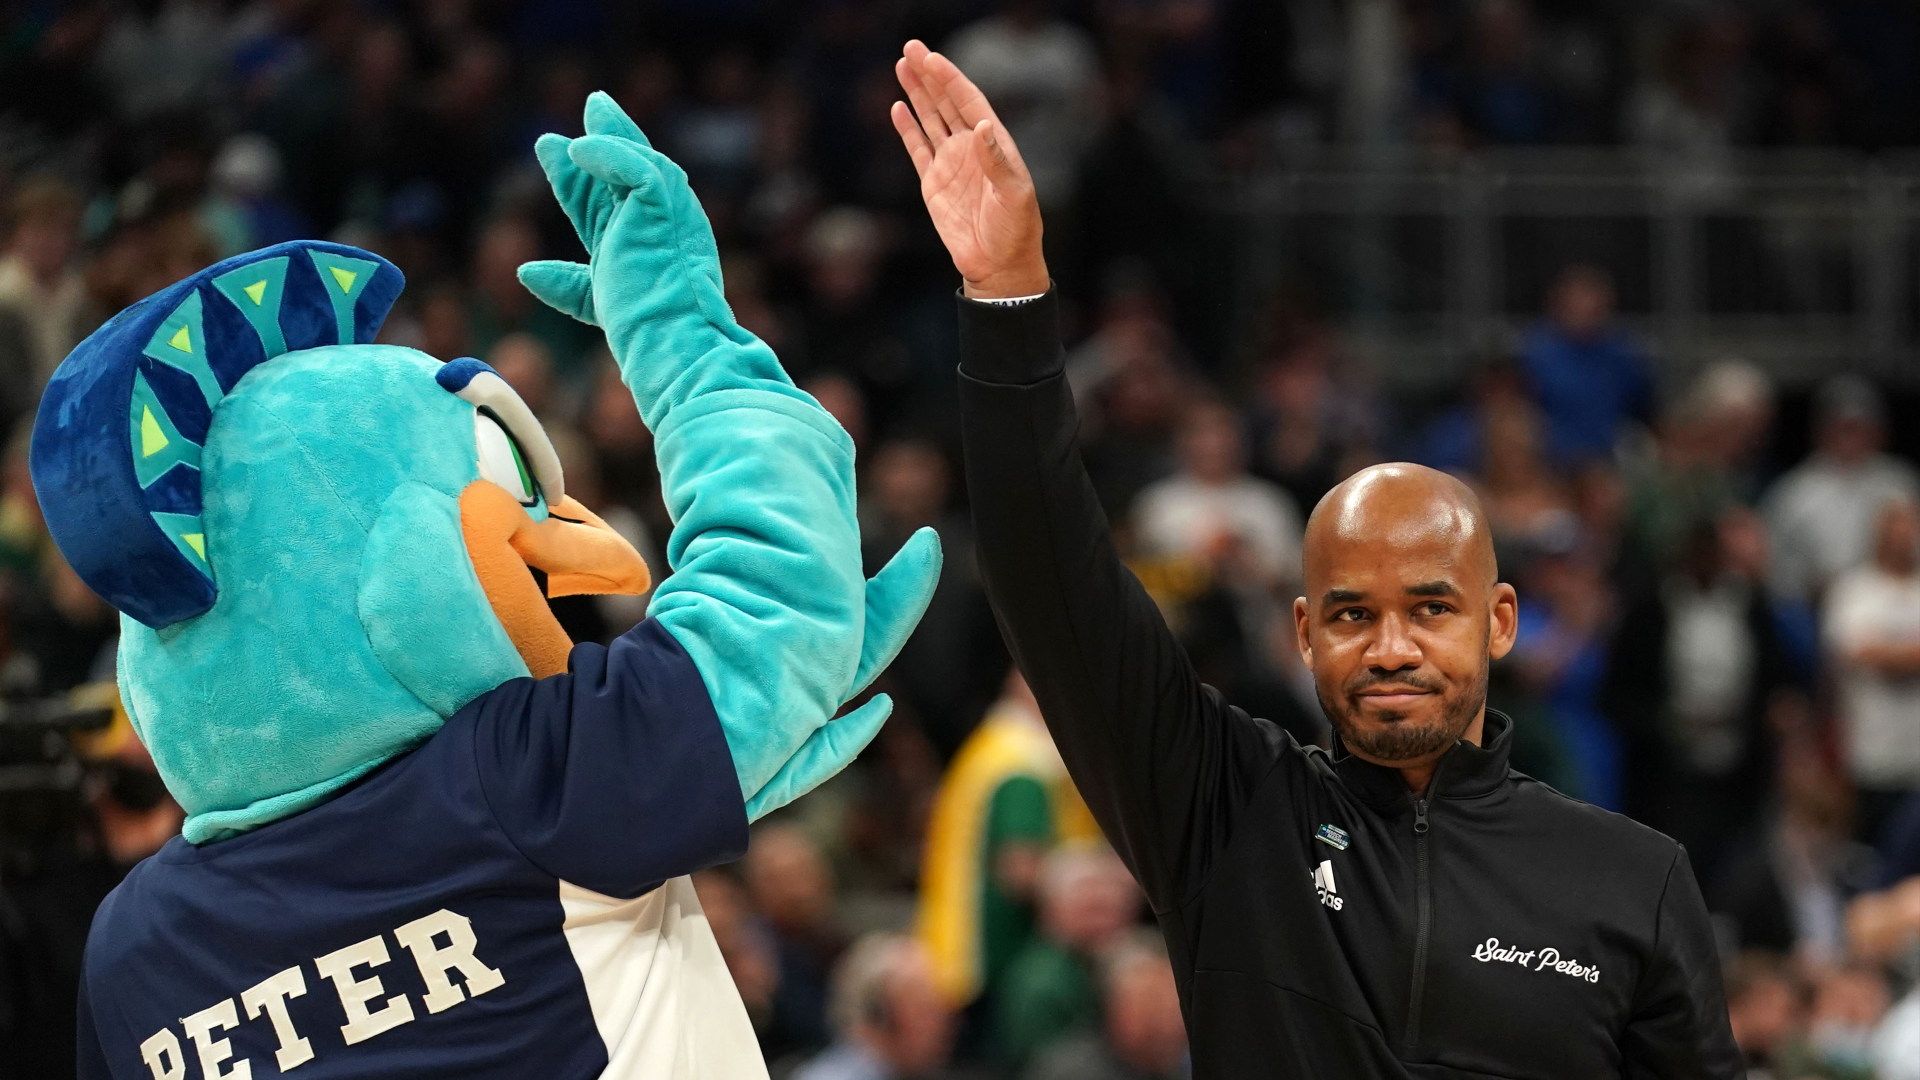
[476, 411, 538, 506]
[436, 359, 566, 507]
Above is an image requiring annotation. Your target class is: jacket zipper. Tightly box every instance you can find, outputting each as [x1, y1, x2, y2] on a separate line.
[1405, 796, 1432, 1052]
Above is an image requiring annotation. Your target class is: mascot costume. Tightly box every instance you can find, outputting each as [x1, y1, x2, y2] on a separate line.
[32, 95, 940, 1079]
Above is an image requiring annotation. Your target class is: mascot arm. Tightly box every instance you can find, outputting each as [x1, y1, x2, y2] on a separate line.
[469, 621, 748, 896]
[522, 94, 940, 818]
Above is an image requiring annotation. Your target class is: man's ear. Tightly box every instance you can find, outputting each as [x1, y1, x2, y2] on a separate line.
[1486, 582, 1519, 661]
[1293, 595, 1314, 669]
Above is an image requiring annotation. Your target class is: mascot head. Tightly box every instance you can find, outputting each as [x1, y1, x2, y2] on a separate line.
[30, 241, 650, 841]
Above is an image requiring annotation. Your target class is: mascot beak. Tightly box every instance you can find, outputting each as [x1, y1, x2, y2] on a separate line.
[458, 480, 651, 678]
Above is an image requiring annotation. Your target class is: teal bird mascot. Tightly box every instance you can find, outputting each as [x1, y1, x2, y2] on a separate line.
[32, 95, 939, 1080]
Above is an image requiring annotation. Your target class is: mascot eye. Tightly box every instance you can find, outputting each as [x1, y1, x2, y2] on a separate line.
[476, 411, 540, 506]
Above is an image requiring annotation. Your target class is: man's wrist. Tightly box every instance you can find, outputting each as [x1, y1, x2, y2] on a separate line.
[962, 262, 1050, 300]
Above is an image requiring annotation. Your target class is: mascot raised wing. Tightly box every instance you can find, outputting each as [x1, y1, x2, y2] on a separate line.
[35, 94, 938, 1079]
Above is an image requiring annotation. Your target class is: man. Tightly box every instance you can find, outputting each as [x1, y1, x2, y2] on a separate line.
[891, 41, 1739, 1076]
[795, 935, 958, 1080]
[1763, 376, 1920, 606]
[1517, 262, 1653, 465]
[998, 846, 1142, 1067]
[1824, 496, 1920, 840]
[1027, 933, 1188, 1080]
[917, 671, 1100, 1011]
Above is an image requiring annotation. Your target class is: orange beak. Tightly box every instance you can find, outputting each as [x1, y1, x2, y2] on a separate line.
[459, 480, 652, 678]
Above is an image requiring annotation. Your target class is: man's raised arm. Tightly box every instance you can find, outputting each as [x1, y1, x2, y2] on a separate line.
[892, 42, 1287, 913]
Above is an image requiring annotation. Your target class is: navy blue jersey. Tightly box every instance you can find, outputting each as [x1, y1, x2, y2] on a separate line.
[78, 620, 764, 1079]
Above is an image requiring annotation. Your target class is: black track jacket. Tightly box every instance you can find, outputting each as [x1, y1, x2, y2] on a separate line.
[955, 291, 1741, 1079]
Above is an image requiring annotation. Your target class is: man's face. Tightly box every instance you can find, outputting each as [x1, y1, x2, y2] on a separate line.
[1294, 525, 1517, 766]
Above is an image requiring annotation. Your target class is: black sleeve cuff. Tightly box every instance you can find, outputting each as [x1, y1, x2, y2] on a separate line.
[956, 286, 1064, 386]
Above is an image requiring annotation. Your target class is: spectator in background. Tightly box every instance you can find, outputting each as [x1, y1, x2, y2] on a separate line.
[1710, 711, 1871, 962]
[861, 439, 1006, 757]
[1506, 546, 1622, 809]
[1603, 515, 1790, 879]
[1064, 275, 1189, 516]
[1690, 360, 1776, 503]
[796, 207, 920, 422]
[1823, 496, 1920, 842]
[1451, 0, 1554, 145]
[1764, 376, 1920, 606]
[694, 869, 782, 1047]
[0, 177, 89, 393]
[796, 934, 959, 1080]
[996, 847, 1143, 1070]
[1133, 397, 1303, 593]
[466, 215, 595, 377]
[916, 672, 1100, 1020]
[804, 372, 871, 457]
[744, 824, 848, 1064]
[203, 133, 307, 255]
[1725, 951, 1805, 1073]
[1461, 395, 1578, 564]
[945, 0, 1101, 208]
[1411, 357, 1533, 476]
[1246, 327, 1379, 515]
[1025, 932, 1187, 1080]
[1517, 263, 1652, 466]
[485, 331, 558, 419]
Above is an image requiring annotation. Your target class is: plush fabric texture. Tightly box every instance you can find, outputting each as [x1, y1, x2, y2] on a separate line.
[522, 93, 942, 817]
[119, 345, 532, 841]
[360, 480, 531, 717]
[31, 242, 402, 628]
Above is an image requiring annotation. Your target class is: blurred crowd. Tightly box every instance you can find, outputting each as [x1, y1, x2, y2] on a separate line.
[4, 1, 1920, 1079]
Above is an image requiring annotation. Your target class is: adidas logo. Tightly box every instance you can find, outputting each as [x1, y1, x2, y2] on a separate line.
[1312, 860, 1344, 911]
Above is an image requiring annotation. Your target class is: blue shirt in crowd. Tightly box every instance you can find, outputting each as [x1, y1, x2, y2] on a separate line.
[1518, 321, 1653, 465]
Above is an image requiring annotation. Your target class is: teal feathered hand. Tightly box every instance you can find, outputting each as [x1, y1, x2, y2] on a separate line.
[521, 92, 941, 820]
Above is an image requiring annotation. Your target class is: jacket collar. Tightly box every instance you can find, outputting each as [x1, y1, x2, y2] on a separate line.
[1330, 708, 1515, 808]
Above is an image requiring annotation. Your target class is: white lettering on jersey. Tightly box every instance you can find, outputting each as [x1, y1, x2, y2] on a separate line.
[136, 908, 504, 1071]
[315, 933, 418, 1044]
[179, 997, 249, 1079]
[139, 1027, 186, 1080]
[395, 908, 507, 1013]
[1311, 860, 1344, 910]
[239, 965, 314, 1071]
[1471, 937, 1600, 983]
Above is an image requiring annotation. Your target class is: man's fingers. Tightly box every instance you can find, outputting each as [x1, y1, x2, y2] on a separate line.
[891, 101, 934, 176]
[926, 50, 997, 131]
[896, 56, 950, 144]
[917, 53, 969, 144]
[976, 119, 1019, 186]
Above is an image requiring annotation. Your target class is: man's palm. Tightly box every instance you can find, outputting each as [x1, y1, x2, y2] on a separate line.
[921, 127, 1037, 288]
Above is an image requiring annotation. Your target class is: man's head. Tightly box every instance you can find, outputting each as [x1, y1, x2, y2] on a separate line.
[1813, 376, 1887, 466]
[1101, 932, 1187, 1075]
[831, 934, 955, 1075]
[743, 823, 836, 936]
[1546, 263, 1615, 340]
[1037, 845, 1141, 954]
[1294, 464, 1517, 774]
[1176, 399, 1246, 485]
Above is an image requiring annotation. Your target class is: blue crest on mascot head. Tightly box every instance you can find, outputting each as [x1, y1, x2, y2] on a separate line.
[32, 240, 651, 842]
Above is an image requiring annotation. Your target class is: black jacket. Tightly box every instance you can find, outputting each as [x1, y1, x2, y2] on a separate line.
[955, 292, 1741, 1079]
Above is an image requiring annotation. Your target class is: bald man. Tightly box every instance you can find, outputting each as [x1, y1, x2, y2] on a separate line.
[893, 41, 1739, 1078]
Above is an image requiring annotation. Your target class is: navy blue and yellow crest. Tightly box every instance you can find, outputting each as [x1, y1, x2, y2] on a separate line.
[30, 241, 402, 628]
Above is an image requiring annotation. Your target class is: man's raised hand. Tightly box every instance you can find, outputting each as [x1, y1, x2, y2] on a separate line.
[890, 40, 1048, 299]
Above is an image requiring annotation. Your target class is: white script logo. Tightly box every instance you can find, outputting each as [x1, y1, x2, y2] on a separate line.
[1311, 860, 1344, 911]
[1471, 937, 1599, 983]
